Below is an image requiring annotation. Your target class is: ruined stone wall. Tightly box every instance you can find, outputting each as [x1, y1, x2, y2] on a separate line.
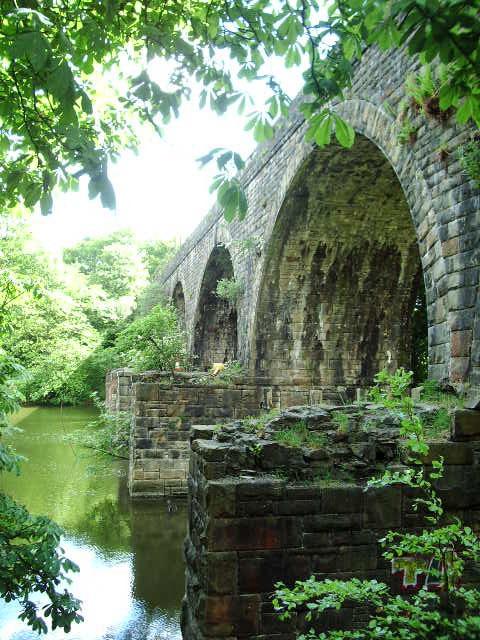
[160, 45, 480, 386]
[129, 378, 269, 499]
[109, 368, 364, 499]
[105, 368, 136, 412]
[182, 425, 480, 639]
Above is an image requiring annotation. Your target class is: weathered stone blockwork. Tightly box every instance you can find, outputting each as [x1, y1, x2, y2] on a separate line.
[182, 430, 480, 639]
[161, 45, 480, 386]
[129, 377, 271, 499]
[109, 369, 361, 498]
[105, 368, 136, 412]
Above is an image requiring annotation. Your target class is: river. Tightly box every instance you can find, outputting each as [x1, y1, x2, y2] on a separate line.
[0, 407, 186, 640]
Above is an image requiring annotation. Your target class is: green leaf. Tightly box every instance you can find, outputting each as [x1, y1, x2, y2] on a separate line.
[343, 36, 356, 60]
[315, 114, 333, 147]
[40, 192, 53, 215]
[456, 97, 473, 124]
[99, 176, 116, 210]
[238, 188, 248, 220]
[47, 62, 73, 100]
[11, 31, 51, 72]
[334, 115, 355, 148]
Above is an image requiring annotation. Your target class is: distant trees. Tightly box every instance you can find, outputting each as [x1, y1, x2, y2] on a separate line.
[1, 223, 179, 405]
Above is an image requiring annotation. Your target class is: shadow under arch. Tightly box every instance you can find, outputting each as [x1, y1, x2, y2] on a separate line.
[251, 133, 428, 390]
[193, 245, 238, 370]
[172, 280, 186, 330]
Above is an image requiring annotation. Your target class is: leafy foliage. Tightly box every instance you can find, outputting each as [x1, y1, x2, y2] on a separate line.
[115, 304, 189, 373]
[215, 277, 244, 302]
[67, 393, 130, 460]
[63, 230, 147, 300]
[1, 222, 181, 404]
[0, 274, 82, 634]
[273, 368, 480, 639]
[0, 2, 478, 221]
[0, 493, 83, 634]
[459, 139, 480, 188]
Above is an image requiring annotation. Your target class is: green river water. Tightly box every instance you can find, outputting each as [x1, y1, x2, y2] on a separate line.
[0, 407, 186, 640]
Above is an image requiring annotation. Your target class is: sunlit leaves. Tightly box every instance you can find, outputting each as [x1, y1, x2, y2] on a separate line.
[217, 178, 248, 221]
[333, 115, 355, 147]
[0, 0, 478, 220]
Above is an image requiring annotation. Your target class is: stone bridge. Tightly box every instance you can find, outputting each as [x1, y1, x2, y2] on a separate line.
[161, 45, 479, 391]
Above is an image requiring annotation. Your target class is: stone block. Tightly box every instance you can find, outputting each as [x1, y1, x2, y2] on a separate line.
[196, 441, 230, 462]
[450, 357, 471, 382]
[285, 553, 312, 582]
[311, 550, 338, 573]
[198, 594, 260, 636]
[260, 442, 304, 469]
[450, 330, 473, 357]
[239, 552, 285, 592]
[336, 545, 377, 572]
[276, 499, 321, 515]
[207, 516, 301, 551]
[130, 479, 162, 493]
[464, 387, 480, 410]
[237, 478, 285, 499]
[322, 487, 364, 514]
[205, 552, 238, 595]
[207, 481, 237, 517]
[191, 425, 216, 440]
[303, 513, 362, 532]
[135, 383, 160, 402]
[364, 487, 402, 529]
[423, 442, 473, 465]
[451, 409, 480, 440]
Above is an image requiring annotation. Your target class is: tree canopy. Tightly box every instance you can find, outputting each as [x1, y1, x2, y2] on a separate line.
[1, 1, 478, 220]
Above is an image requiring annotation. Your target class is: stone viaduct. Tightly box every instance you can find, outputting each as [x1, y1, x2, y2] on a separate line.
[161, 45, 480, 396]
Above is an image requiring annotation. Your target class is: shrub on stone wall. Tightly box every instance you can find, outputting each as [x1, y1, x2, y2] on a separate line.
[215, 277, 244, 302]
[273, 369, 480, 638]
[114, 304, 190, 373]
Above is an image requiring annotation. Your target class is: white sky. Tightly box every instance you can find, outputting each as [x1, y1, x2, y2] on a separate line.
[31, 56, 304, 254]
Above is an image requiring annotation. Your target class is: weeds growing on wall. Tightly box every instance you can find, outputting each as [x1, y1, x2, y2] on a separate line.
[405, 63, 453, 122]
[275, 420, 327, 449]
[215, 277, 244, 302]
[459, 139, 480, 188]
[273, 368, 480, 639]
[242, 408, 280, 436]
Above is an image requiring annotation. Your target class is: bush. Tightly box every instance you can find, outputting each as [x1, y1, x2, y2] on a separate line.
[215, 278, 244, 302]
[67, 393, 130, 459]
[115, 303, 189, 372]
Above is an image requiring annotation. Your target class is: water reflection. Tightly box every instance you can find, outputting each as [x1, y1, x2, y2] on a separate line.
[0, 407, 186, 640]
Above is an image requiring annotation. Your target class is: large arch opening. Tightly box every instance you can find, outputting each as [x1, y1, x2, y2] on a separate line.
[193, 246, 238, 370]
[172, 281, 186, 330]
[253, 134, 427, 390]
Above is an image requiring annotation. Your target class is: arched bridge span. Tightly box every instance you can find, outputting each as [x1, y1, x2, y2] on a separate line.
[161, 46, 480, 389]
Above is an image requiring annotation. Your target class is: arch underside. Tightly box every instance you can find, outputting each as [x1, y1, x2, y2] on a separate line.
[193, 246, 238, 370]
[253, 134, 426, 389]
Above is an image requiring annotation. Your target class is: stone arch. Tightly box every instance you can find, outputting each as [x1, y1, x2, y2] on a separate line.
[172, 280, 186, 329]
[251, 131, 429, 391]
[193, 245, 238, 370]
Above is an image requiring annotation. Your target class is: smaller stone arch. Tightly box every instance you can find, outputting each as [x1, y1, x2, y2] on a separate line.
[193, 245, 238, 370]
[172, 281, 186, 330]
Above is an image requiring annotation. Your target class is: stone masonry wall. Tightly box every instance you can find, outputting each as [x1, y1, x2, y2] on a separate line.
[126, 374, 353, 499]
[129, 378, 267, 499]
[182, 411, 480, 639]
[160, 45, 480, 386]
[105, 368, 136, 413]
